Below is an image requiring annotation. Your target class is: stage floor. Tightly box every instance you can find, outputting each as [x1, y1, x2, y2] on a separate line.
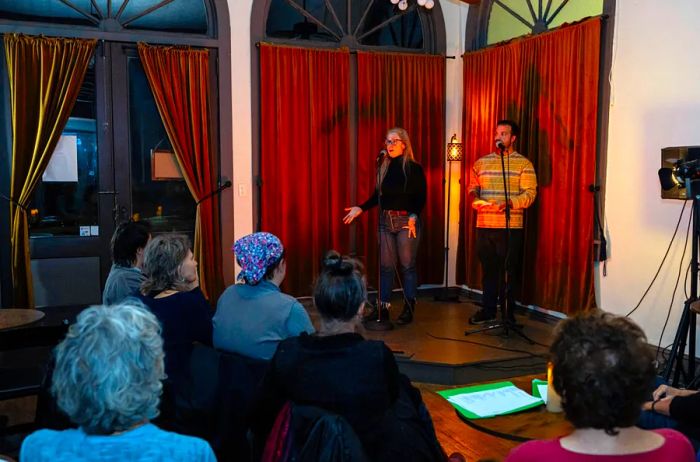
[303, 293, 558, 385]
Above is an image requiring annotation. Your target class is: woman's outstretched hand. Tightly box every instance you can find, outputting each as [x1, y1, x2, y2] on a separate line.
[343, 206, 362, 224]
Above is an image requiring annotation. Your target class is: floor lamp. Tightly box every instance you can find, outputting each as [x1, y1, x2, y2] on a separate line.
[435, 134, 462, 302]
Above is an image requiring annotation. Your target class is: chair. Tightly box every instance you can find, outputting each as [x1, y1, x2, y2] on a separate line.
[261, 402, 369, 462]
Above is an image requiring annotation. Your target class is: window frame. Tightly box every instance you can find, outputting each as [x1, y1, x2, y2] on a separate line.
[0, 0, 234, 307]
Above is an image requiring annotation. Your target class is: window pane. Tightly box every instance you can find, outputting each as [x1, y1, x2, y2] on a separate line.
[29, 60, 98, 238]
[128, 56, 196, 237]
[359, 3, 423, 49]
[0, 0, 208, 34]
[266, 0, 341, 42]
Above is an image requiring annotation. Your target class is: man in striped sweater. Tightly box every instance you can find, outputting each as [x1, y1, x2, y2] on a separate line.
[468, 120, 537, 325]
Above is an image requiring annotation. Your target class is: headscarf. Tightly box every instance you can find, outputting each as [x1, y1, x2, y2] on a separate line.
[233, 232, 284, 285]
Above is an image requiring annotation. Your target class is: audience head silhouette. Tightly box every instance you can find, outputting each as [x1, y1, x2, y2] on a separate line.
[110, 220, 151, 267]
[550, 311, 655, 435]
[51, 301, 165, 435]
[141, 234, 196, 295]
[313, 250, 366, 321]
[233, 232, 285, 285]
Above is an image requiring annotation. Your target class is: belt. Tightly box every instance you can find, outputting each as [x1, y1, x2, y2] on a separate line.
[384, 210, 408, 216]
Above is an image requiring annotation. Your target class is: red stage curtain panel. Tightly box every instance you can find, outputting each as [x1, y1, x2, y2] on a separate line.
[138, 43, 223, 303]
[356, 51, 446, 289]
[259, 44, 351, 296]
[456, 18, 601, 314]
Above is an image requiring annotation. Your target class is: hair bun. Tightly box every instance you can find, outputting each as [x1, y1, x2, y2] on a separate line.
[322, 250, 354, 275]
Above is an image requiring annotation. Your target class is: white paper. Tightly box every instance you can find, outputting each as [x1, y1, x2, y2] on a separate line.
[90, 226, 99, 236]
[43, 135, 78, 182]
[537, 384, 548, 404]
[79, 226, 90, 237]
[447, 385, 543, 418]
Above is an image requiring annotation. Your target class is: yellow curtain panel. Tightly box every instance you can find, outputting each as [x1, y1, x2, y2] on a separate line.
[5, 33, 96, 308]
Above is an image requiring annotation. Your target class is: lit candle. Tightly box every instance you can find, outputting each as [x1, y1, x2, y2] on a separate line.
[546, 362, 563, 413]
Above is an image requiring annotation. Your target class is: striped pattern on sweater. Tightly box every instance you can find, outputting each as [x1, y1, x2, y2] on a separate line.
[468, 151, 537, 228]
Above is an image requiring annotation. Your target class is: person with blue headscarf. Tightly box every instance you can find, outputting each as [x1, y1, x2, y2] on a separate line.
[213, 232, 315, 360]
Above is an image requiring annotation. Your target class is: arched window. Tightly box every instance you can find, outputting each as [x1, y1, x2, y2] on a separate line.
[259, 0, 444, 53]
[0, 0, 233, 307]
[487, 0, 603, 44]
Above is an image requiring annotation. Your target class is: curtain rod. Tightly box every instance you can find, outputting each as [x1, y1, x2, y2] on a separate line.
[255, 41, 455, 59]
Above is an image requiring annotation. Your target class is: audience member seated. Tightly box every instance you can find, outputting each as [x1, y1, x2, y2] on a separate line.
[102, 220, 151, 305]
[639, 380, 700, 451]
[20, 301, 216, 462]
[213, 232, 314, 360]
[250, 251, 447, 461]
[137, 235, 213, 393]
[506, 312, 695, 462]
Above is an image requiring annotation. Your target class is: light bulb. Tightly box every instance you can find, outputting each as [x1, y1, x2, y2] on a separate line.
[417, 0, 427, 5]
[425, 0, 434, 8]
[398, 0, 408, 10]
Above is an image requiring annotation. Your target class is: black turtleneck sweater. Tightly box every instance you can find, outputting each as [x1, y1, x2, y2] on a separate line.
[359, 155, 427, 217]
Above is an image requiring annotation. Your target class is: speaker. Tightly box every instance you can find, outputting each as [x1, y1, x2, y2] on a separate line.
[661, 146, 700, 200]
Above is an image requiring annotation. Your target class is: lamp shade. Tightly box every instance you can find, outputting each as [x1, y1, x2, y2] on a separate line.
[447, 134, 463, 162]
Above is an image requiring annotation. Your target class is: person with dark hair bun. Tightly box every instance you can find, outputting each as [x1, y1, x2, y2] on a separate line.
[506, 312, 694, 462]
[250, 250, 448, 461]
[102, 220, 151, 305]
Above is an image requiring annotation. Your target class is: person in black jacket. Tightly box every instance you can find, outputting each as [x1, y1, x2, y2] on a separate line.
[343, 127, 427, 325]
[250, 251, 446, 461]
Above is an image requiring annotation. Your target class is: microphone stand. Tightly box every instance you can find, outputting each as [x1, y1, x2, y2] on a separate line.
[465, 144, 535, 344]
[365, 151, 393, 331]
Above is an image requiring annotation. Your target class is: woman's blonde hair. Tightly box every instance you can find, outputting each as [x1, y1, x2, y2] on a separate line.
[378, 127, 416, 190]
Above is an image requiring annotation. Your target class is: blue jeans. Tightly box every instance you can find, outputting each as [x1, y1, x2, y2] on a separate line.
[378, 212, 420, 303]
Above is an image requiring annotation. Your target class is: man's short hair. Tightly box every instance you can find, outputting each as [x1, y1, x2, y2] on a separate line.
[550, 311, 655, 435]
[497, 119, 520, 137]
[111, 221, 151, 267]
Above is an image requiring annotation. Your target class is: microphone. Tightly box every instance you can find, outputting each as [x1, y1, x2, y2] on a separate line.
[376, 149, 388, 163]
[496, 141, 505, 151]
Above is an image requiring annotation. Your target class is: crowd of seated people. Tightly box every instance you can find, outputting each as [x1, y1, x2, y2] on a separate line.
[506, 312, 695, 462]
[20, 301, 215, 461]
[22, 223, 700, 461]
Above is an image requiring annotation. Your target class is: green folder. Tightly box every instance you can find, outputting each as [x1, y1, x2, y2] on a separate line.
[437, 381, 544, 420]
[532, 378, 548, 400]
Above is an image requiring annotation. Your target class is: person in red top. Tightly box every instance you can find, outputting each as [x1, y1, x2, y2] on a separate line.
[506, 312, 695, 462]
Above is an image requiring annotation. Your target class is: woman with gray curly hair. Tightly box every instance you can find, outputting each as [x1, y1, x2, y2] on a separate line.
[136, 234, 212, 389]
[20, 301, 215, 461]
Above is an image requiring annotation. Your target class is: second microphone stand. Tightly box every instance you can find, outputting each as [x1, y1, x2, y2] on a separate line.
[465, 144, 535, 344]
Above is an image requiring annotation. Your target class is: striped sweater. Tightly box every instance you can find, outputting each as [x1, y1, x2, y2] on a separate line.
[468, 151, 537, 228]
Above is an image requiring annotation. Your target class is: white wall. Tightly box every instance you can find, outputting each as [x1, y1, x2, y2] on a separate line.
[599, 0, 700, 347]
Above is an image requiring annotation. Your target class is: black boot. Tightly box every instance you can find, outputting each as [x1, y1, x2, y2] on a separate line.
[363, 302, 394, 331]
[396, 299, 415, 325]
[362, 302, 378, 322]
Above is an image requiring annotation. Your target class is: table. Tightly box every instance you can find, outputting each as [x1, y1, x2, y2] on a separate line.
[0, 309, 45, 331]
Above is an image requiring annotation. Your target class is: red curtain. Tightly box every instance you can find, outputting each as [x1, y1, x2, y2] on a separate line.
[138, 43, 223, 303]
[456, 18, 601, 314]
[356, 51, 446, 288]
[259, 44, 351, 295]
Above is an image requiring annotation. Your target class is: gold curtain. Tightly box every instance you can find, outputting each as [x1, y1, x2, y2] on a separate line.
[5, 34, 96, 308]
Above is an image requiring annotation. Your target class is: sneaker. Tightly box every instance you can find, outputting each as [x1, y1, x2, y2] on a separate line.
[469, 308, 496, 325]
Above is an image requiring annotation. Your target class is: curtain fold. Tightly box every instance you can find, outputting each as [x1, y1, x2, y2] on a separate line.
[356, 51, 446, 290]
[5, 33, 96, 308]
[456, 18, 601, 314]
[138, 42, 223, 303]
[259, 44, 351, 296]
